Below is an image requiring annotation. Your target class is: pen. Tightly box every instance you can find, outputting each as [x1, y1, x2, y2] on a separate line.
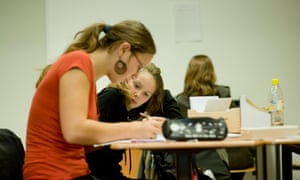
[140, 112, 150, 120]
[150, 154, 155, 179]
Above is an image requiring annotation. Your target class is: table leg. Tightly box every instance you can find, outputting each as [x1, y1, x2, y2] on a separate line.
[256, 145, 266, 180]
[275, 145, 282, 180]
[176, 151, 192, 179]
[282, 145, 292, 180]
[265, 144, 283, 180]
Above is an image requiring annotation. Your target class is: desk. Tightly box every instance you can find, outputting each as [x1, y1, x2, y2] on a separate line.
[263, 137, 300, 180]
[110, 137, 264, 179]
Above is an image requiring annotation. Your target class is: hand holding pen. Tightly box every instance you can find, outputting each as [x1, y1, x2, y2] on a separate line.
[140, 112, 150, 121]
[140, 112, 165, 123]
[131, 112, 166, 138]
[140, 112, 166, 130]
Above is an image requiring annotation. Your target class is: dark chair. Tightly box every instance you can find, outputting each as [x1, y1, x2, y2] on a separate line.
[0, 129, 24, 180]
[282, 144, 300, 180]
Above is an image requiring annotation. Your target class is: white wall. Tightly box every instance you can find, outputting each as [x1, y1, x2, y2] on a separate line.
[46, 0, 300, 127]
[0, 0, 46, 143]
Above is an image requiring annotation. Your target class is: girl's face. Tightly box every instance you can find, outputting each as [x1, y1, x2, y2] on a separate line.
[127, 70, 156, 109]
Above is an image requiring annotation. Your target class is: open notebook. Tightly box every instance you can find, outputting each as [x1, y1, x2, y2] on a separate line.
[94, 134, 166, 147]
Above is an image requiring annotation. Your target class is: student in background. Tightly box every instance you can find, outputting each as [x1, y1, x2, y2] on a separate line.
[86, 63, 181, 180]
[24, 20, 165, 180]
[176, 54, 255, 180]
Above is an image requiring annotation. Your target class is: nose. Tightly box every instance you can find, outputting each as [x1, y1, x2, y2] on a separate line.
[133, 91, 141, 98]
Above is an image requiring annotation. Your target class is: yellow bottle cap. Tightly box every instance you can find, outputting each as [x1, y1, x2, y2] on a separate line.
[272, 78, 279, 85]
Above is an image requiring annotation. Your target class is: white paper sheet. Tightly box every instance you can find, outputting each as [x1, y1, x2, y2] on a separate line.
[189, 96, 232, 112]
[173, 1, 202, 42]
[93, 134, 166, 147]
[189, 96, 218, 112]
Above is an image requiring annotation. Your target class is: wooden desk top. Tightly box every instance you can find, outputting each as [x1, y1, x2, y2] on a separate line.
[110, 137, 264, 150]
[262, 136, 300, 145]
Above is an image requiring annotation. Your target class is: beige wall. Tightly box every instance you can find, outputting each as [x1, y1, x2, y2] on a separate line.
[0, 0, 46, 143]
[46, 0, 300, 128]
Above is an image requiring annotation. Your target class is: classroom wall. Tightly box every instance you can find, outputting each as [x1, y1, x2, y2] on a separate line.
[0, 0, 46, 143]
[45, 0, 300, 126]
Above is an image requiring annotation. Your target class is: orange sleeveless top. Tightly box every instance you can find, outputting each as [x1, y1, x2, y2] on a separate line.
[24, 51, 98, 179]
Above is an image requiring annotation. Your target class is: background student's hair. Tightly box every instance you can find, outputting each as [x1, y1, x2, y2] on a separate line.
[183, 54, 218, 97]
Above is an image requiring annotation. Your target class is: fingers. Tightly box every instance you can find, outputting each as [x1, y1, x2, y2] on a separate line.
[140, 112, 150, 119]
[150, 116, 166, 122]
[136, 116, 166, 139]
[142, 115, 166, 123]
[143, 118, 164, 129]
[141, 119, 162, 135]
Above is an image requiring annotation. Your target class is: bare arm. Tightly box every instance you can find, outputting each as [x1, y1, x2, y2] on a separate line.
[59, 68, 164, 145]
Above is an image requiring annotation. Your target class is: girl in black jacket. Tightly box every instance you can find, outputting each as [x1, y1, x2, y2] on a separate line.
[86, 63, 182, 180]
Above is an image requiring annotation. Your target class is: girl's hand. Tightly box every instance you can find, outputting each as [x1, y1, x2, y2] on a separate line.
[131, 117, 166, 139]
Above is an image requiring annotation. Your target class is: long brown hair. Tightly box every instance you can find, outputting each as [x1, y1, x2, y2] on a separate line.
[183, 54, 218, 97]
[142, 63, 164, 115]
[64, 20, 156, 55]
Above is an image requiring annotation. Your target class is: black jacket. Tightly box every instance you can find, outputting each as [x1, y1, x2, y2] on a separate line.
[86, 88, 182, 180]
[86, 88, 128, 179]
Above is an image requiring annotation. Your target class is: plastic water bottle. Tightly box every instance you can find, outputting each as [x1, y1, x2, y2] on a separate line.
[268, 78, 284, 126]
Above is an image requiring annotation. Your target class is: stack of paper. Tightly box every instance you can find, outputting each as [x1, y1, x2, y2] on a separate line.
[189, 96, 232, 112]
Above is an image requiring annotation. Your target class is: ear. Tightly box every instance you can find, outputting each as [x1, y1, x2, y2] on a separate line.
[117, 42, 131, 57]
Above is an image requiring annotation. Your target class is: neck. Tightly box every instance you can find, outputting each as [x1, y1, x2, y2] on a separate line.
[89, 50, 109, 80]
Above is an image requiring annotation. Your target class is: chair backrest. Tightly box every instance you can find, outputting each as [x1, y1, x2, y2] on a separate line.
[120, 149, 143, 179]
[0, 129, 24, 180]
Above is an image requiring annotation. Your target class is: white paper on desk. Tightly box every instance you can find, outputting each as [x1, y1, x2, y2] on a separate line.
[189, 96, 231, 112]
[93, 134, 166, 147]
[189, 96, 218, 112]
[205, 98, 232, 112]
